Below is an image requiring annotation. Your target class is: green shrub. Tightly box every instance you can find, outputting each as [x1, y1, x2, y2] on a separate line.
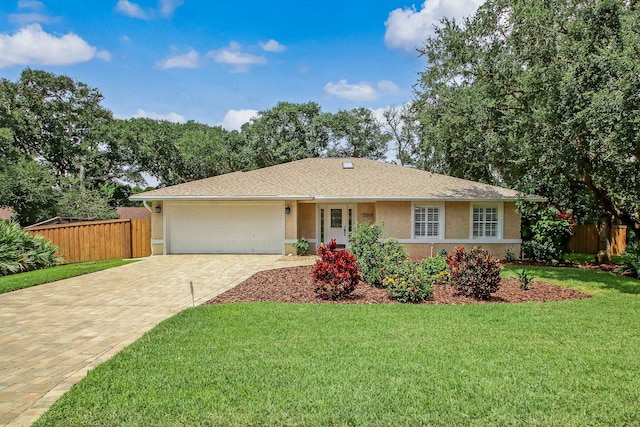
[620, 241, 640, 278]
[419, 255, 448, 277]
[516, 269, 533, 290]
[419, 255, 450, 285]
[446, 246, 502, 300]
[293, 238, 309, 256]
[312, 239, 360, 300]
[383, 260, 434, 303]
[0, 220, 61, 276]
[521, 205, 575, 263]
[349, 223, 406, 287]
[504, 248, 518, 262]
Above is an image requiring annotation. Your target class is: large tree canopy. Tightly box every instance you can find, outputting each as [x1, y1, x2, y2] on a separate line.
[0, 70, 396, 224]
[415, 0, 640, 238]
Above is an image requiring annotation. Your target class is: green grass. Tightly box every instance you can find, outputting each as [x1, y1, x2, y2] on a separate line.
[35, 267, 640, 426]
[564, 252, 624, 265]
[0, 259, 138, 294]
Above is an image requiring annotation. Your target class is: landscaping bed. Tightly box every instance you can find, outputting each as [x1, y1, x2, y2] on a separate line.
[207, 265, 590, 305]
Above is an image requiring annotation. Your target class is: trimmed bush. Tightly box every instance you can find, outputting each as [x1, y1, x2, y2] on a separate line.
[312, 239, 360, 300]
[0, 220, 61, 276]
[293, 238, 309, 256]
[446, 246, 501, 300]
[419, 255, 448, 277]
[521, 205, 575, 263]
[383, 260, 434, 303]
[349, 222, 406, 287]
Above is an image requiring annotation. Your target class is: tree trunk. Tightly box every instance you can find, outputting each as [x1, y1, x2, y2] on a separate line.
[595, 214, 612, 264]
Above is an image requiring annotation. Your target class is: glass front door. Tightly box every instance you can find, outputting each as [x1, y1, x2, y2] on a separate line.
[321, 205, 353, 248]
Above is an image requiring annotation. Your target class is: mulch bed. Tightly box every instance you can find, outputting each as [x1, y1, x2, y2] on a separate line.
[206, 265, 590, 305]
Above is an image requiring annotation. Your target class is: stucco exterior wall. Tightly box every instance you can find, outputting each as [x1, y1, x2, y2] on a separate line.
[376, 201, 411, 239]
[152, 201, 163, 239]
[404, 243, 520, 260]
[298, 203, 316, 240]
[357, 203, 376, 224]
[445, 201, 470, 239]
[151, 201, 163, 255]
[285, 200, 297, 240]
[503, 202, 521, 240]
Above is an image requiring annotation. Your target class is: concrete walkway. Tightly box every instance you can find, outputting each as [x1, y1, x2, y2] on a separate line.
[0, 255, 315, 426]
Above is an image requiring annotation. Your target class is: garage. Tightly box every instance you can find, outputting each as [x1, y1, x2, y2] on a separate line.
[165, 201, 284, 254]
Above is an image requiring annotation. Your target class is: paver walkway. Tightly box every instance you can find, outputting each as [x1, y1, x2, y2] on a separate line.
[0, 255, 315, 426]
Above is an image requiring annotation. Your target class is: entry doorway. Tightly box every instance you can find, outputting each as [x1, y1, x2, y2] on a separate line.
[318, 204, 355, 248]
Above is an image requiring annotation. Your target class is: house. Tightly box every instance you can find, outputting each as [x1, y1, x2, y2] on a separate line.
[130, 157, 543, 259]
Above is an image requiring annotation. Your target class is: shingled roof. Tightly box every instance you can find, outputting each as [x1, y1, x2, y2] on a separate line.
[131, 158, 541, 202]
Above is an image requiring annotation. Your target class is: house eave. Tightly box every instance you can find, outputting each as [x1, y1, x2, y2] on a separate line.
[131, 194, 546, 203]
[129, 194, 315, 201]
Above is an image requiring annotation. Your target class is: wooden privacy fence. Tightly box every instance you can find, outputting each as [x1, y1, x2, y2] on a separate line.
[569, 224, 627, 255]
[26, 218, 151, 264]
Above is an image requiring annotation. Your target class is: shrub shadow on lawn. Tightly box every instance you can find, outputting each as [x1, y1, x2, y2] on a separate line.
[531, 267, 640, 295]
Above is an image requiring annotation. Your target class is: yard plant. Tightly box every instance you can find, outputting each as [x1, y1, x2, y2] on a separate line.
[292, 237, 309, 256]
[35, 265, 640, 426]
[447, 246, 502, 299]
[0, 220, 60, 276]
[349, 222, 405, 287]
[312, 239, 360, 300]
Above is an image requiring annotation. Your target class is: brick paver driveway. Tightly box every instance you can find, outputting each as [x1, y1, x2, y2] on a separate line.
[0, 255, 315, 426]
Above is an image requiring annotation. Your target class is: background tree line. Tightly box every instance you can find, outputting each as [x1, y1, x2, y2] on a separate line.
[0, 69, 418, 225]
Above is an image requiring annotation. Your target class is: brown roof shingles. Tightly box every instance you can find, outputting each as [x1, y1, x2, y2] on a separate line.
[131, 158, 539, 201]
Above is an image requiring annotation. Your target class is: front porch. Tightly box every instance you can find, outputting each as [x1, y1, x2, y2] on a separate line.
[284, 200, 522, 260]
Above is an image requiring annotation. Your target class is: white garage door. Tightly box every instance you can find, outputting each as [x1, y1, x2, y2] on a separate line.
[166, 202, 284, 254]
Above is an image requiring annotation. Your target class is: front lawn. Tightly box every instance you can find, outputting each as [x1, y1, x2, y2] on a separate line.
[564, 252, 625, 265]
[35, 266, 640, 426]
[0, 259, 138, 294]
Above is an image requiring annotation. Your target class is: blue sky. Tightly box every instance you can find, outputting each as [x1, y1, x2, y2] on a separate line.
[0, 0, 481, 130]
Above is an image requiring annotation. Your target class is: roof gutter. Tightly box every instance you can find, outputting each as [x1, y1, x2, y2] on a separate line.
[131, 194, 546, 203]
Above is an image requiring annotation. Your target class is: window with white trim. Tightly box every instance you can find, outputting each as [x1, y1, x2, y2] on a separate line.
[473, 206, 498, 238]
[414, 206, 440, 238]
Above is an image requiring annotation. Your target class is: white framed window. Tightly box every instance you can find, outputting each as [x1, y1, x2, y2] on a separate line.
[414, 205, 441, 238]
[472, 205, 500, 238]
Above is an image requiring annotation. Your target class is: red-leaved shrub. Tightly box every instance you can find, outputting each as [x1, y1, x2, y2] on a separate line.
[312, 239, 360, 300]
[446, 246, 501, 299]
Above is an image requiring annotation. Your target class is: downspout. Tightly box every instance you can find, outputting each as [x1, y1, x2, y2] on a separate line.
[142, 200, 153, 212]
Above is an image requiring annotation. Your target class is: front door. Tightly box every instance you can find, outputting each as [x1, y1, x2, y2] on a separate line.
[322, 205, 353, 248]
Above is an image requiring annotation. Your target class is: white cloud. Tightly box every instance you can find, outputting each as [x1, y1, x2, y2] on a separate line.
[96, 50, 112, 61]
[157, 48, 199, 69]
[259, 39, 286, 53]
[324, 80, 377, 102]
[116, 0, 183, 19]
[207, 42, 266, 73]
[370, 106, 388, 125]
[377, 80, 399, 95]
[218, 109, 258, 131]
[324, 79, 400, 102]
[132, 109, 186, 123]
[384, 0, 484, 52]
[159, 0, 184, 17]
[115, 0, 149, 19]
[9, 0, 60, 24]
[0, 24, 100, 68]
